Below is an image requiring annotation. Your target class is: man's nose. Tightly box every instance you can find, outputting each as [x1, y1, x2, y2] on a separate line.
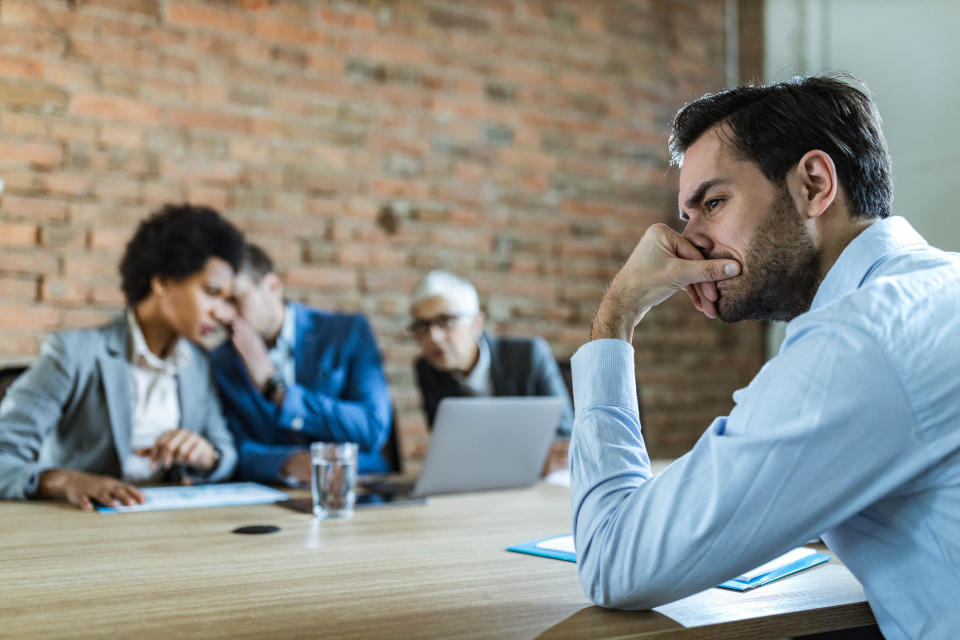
[426, 323, 446, 343]
[681, 220, 714, 255]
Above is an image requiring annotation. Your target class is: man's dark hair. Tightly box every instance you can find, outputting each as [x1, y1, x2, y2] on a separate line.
[119, 203, 245, 305]
[240, 242, 275, 283]
[669, 75, 893, 219]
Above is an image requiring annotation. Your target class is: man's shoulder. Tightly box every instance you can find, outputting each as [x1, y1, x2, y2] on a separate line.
[294, 303, 368, 330]
[791, 248, 960, 352]
[293, 304, 376, 351]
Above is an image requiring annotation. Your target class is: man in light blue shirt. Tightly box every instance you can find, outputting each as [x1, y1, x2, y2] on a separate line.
[571, 75, 960, 640]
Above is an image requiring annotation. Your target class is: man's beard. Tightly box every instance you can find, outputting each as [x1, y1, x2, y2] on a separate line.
[713, 187, 821, 323]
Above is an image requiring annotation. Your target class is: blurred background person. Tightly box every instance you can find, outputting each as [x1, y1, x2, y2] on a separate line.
[410, 270, 572, 475]
[211, 243, 392, 486]
[0, 204, 244, 510]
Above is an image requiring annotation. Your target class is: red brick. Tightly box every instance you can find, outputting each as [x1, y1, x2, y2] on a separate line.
[0, 332, 40, 358]
[0, 79, 69, 110]
[0, 26, 66, 55]
[142, 182, 185, 208]
[228, 139, 269, 163]
[49, 118, 98, 144]
[39, 224, 86, 248]
[0, 276, 37, 299]
[0, 55, 44, 78]
[0, 112, 47, 137]
[81, 0, 161, 18]
[253, 20, 324, 45]
[370, 178, 429, 200]
[362, 38, 432, 65]
[169, 108, 247, 133]
[45, 173, 92, 197]
[90, 284, 126, 305]
[318, 7, 377, 31]
[95, 178, 142, 203]
[1, 196, 69, 222]
[62, 254, 118, 278]
[497, 148, 557, 172]
[0, 223, 38, 247]
[0, 305, 59, 329]
[99, 124, 144, 149]
[185, 184, 229, 210]
[67, 38, 156, 67]
[89, 227, 134, 251]
[71, 94, 161, 124]
[335, 245, 407, 268]
[0, 250, 58, 275]
[160, 159, 241, 183]
[285, 266, 358, 291]
[309, 52, 343, 74]
[167, 2, 249, 34]
[362, 268, 424, 294]
[0, 0, 46, 26]
[40, 278, 89, 303]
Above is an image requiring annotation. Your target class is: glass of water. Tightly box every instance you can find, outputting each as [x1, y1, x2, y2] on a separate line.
[310, 442, 358, 519]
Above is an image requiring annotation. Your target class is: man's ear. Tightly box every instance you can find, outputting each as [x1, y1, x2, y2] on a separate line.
[793, 149, 837, 219]
[471, 311, 486, 336]
[263, 272, 284, 297]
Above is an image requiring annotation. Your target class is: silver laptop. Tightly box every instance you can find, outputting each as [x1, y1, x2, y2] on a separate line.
[365, 396, 565, 498]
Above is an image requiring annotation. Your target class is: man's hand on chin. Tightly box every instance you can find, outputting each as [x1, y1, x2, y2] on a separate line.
[592, 224, 741, 342]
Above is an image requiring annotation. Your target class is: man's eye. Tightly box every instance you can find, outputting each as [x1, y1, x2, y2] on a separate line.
[705, 198, 722, 212]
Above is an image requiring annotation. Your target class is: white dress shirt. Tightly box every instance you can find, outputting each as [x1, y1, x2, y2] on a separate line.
[452, 333, 493, 396]
[122, 311, 191, 483]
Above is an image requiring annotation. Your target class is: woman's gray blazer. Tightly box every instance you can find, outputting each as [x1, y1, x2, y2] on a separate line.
[0, 315, 237, 499]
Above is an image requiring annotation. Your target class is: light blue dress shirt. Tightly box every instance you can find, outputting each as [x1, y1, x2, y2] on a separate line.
[570, 217, 960, 640]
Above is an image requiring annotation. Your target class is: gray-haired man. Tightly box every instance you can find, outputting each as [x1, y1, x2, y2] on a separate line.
[409, 270, 573, 474]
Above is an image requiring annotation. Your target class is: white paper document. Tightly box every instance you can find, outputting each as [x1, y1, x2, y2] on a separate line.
[736, 547, 818, 581]
[97, 482, 289, 513]
[536, 534, 576, 553]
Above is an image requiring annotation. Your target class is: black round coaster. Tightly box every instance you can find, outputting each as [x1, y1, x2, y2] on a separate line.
[232, 525, 280, 535]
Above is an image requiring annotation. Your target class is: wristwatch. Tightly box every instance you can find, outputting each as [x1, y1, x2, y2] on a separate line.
[263, 373, 287, 404]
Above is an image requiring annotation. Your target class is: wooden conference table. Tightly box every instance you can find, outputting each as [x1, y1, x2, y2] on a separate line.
[0, 483, 876, 639]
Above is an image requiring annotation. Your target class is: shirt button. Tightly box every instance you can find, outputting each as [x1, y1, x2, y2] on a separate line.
[291, 417, 304, 431]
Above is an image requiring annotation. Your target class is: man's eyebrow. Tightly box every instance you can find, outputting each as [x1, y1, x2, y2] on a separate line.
[681, 178, 730, 213]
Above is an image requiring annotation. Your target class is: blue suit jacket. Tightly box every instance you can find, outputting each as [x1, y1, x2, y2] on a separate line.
[211, 303, 391, 483]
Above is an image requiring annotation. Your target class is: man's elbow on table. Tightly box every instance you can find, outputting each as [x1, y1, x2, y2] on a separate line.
[575, 530, 669, 611]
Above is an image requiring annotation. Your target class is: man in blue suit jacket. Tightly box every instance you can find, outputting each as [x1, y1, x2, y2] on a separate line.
[210, 244, 391, 485]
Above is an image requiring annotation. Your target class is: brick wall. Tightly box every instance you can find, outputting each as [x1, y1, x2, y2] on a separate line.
[0, 0, 765, 463]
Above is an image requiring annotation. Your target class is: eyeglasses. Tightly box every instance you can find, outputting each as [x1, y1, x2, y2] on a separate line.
[407, 313, 471, 337]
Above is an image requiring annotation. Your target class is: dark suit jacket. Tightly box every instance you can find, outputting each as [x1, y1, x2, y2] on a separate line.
[415, 333, 573, 437]
[0, 315, 238, 499]
[211, 303, 391, 483]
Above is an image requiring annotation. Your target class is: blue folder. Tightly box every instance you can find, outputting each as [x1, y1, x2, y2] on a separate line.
[507, 535, 576, 562]
[508, 535, 831, 592]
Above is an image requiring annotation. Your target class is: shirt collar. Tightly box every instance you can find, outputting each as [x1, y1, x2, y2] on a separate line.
[810, 216, 928, 311]
[126, 309, 191, 374]
[272, 302, 297, 356]
[457, 332, 492, 393]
